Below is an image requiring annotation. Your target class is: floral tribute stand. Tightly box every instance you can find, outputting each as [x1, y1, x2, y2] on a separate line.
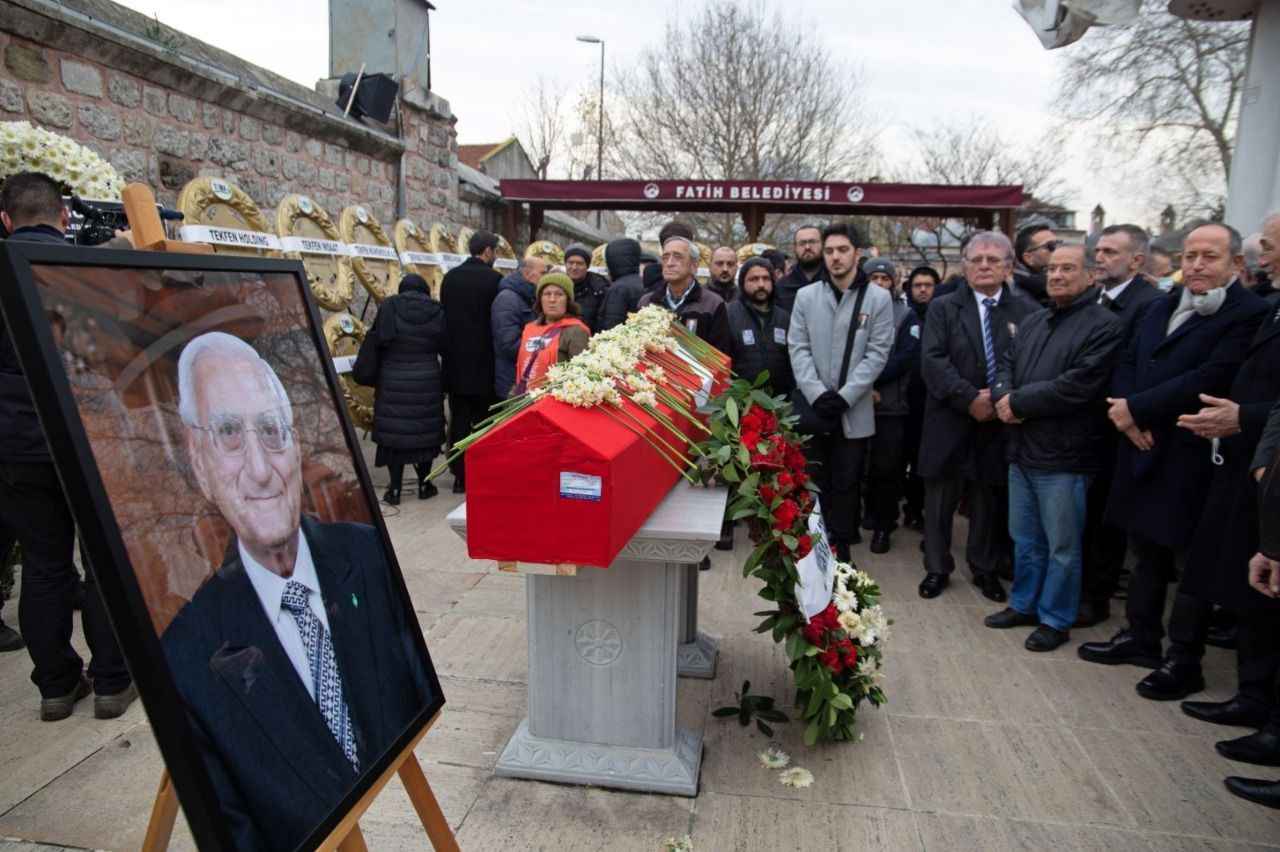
[442, 307, 731, 795]
[446, 482, 724, 795]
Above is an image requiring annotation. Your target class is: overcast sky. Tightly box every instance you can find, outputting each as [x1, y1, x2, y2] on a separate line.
[113, 0, 1157, 229]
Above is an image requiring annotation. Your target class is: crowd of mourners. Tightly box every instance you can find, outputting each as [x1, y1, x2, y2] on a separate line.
[1, 165, 1279, 810]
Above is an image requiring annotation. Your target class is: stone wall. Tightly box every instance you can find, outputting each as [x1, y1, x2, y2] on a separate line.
[0, 0, 457, 233]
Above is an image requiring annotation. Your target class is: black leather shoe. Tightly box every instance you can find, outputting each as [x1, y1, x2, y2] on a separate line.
[1025, 625, 1070, 652]
[1136, 659, 1205, 701]
[1224, 776, 1280, 809]
[0, 621, 23, 653]
[383, 487, 401, 506]
[419, 480, 438, 500]
[974, 573, 1007, 603]
[451, 479, 465, 494]
[1206, 624, 1238, 650]
[1182, 696, 1271, 729]
[834, 542, 852, 563]
[1216, 730, 1280, 767]
[1077, 629, 1162, 668]
[869, 530, 891, 554]
[984, 607, 1038, 629]
[698, 555, 711, 572]
[918, 573, 949, 599]
[1073, 599, 1111, 629]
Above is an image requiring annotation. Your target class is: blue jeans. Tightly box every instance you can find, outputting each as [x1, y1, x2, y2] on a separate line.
[1008, 464, 1089, 632]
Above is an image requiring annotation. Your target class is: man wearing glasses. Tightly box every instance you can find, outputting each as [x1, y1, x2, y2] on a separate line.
[918, 232, 1038, 602]
[774, 224, 826, 312]
[162, 331, 432, 851]
[1014, 223, 1058, 306]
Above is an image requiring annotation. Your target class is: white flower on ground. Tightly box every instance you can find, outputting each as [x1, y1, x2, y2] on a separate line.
[758, 745, 790, 769]
[778, 767, 814, 789]
[661, 834, 693, 852]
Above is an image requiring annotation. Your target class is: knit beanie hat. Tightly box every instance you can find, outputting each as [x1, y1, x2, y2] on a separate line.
[536, 272, 575, 304]
[564, 243, 592, 264]
[863, 258, 897, 281]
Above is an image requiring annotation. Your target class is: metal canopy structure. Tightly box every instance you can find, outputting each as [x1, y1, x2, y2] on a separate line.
[498, 179, 1025, 244]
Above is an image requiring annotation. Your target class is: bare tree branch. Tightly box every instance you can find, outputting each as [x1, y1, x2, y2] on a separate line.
[517, 76, 569, 180]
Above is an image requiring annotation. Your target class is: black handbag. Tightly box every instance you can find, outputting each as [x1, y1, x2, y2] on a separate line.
[790, 283, 868, 436]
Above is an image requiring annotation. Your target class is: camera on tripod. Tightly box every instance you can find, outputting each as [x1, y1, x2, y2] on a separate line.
[66, 196, 184, 246]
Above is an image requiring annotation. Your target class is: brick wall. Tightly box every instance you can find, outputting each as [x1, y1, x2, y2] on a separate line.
[0, 0, 458, 234]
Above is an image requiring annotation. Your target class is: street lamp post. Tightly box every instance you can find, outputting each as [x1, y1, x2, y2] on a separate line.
[577, 34, 605, 229]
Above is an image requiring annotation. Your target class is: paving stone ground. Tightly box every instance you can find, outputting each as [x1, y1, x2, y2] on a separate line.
[1, 442, 1278, 850]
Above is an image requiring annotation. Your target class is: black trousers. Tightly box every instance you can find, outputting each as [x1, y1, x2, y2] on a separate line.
[388, 463, 427, 490]
[902, 411, 925, 518]
[0, 462, 128, 698]
[867, 416, 907, 532]
[447, 393, 497, 485]
[923, 476, 1006, 578]
[1166, 592, 1280, 707]
[1082, 468, 1128, 604]
[805, 433, 867, 546]
[1124, 533, 1180, 648]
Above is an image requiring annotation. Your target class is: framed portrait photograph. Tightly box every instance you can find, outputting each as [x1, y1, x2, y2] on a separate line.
[0, 241, 443, 852]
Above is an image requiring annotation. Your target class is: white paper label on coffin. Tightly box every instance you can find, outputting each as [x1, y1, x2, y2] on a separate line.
[795, 503, 835, 620]
[179, 225, 281, 250]
[349, 243, 400, 261]
[279, 236, 352, 256]
[400, 251, 442, 267]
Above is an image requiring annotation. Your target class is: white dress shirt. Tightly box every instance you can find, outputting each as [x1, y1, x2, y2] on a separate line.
[972, 286, 1002, 328]
[1100, 276, 1134, 303]
[240, 532, 330, 700]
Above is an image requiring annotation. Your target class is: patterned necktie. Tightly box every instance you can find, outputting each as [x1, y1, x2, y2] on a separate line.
[981, 297, 998, 388]
[281, 580, 359, 772]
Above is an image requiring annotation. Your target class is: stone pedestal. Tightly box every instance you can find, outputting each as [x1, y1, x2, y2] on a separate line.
[678, 564, 719, 679]
[447, 482, 726, 796]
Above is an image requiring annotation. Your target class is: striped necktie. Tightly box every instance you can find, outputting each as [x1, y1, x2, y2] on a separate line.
[281, 580, 359, 772]
[981, 297, 998, 388]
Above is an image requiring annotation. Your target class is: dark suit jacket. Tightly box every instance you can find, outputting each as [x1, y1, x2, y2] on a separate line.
[161, 517, 433, 851]
[918, 282, 1039, 482]
[1106, 283, 1268, 548]
[440, 257, 501, 397]
[1183, 307, 1280, 610]
[1100, 274, 1162, 346]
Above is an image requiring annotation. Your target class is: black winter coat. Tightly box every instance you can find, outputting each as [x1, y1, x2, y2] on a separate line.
[0, 226, 66, 463]
[992, 287, 1123, 474]
[726, 300, 793, 396]
[638, 281, 733, 355]
[1099, 274, 1162, 344]
[1106, 282, 1268, 548]
[353, 286, 447, 453]
[1182, 308, 1280, 611]
[572, 270, 610, 333]
[600, 238, 643, 331]
[439, 257, 501, 397]
[774, 264, 824, 313]
[918, 282, 1039, 483]
[874, 298, 918, 418]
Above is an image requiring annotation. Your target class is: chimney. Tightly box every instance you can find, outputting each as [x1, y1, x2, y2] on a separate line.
[1090, 204, 1106, 234]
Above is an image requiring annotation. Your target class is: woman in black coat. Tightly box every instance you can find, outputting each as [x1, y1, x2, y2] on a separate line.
[353, 274, 447, 505]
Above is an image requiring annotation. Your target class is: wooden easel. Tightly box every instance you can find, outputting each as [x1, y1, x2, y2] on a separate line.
[141, 712, 457, 851]
[123, 184, 458, 851]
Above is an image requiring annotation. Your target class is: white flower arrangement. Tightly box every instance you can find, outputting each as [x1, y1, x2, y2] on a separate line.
[660, 835, 694, 852]
[0, 122, 123, 200]
[778, 767, 815, 789]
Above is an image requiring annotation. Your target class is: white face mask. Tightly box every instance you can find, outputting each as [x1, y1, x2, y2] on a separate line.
[1189, 285, 1228, 316]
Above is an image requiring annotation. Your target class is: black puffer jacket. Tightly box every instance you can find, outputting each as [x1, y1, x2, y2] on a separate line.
[600, 238, 643, 331]
[992, 287, 1123, 474]
[573, 270, 611, 333]
[354, 277, 447, 452]
[0, 225, 65, 463]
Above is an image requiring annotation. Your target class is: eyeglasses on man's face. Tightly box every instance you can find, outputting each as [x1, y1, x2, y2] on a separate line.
[196, 410, 294, 455]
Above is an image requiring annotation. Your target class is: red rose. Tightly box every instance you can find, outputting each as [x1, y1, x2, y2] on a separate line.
[819, 647, 844, 674]
[802, 619, 826, 646]
[796, 534, 813, 559]
[740, 429, 762, 452]
[840, 640, 859, 667]
[777, 472, 794, 493]
[772, 498, 800, 531]
[759, 483, 777, 504]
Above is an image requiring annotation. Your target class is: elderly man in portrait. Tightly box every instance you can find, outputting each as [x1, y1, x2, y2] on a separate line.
[917, 231, 1039, 602]
[985, 242, 1122, 651]
[1079, 224, 1268, 681]
[161, 331, 431, 851]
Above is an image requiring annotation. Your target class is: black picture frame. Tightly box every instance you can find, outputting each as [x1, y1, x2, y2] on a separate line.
[0, 241, 444, 852]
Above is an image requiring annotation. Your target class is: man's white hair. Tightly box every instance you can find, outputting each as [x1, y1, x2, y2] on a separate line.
[177, 331, 293, 428]
[662, 236, 700, 262]
[964, 231, 1015, 264]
